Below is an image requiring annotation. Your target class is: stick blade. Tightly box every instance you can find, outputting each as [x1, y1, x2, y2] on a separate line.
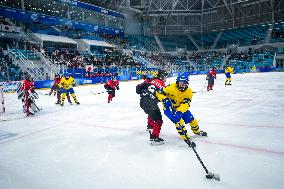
[213, 173, 220, 181]
[206, 172, 220, 181]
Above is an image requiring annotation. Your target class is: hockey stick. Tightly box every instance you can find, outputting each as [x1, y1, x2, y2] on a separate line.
[193, 81, 207, 94]
[38, 91, 50, 96]
[90, 91, 107, 95]
[191, 145, 220, 181]
[177, 124, 220, 181]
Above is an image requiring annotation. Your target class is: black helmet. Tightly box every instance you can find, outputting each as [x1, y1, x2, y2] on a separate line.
[25, 74, 31, 81]
[156, 69, 168, 81]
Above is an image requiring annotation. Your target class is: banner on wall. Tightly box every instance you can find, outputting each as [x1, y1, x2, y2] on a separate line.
[55, 0, 125, 18]
[0, 24, 20, 33]
[0, 6, 124, 36]
[34, 76, 131, 89]
[0, 81, 21, 93]
[85, 65, 94, 72]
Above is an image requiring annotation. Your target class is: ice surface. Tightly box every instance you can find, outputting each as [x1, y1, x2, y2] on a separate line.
[1, 72, 284, 189]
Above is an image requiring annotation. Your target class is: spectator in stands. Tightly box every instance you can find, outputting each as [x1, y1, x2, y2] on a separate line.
[45, 73, 50, 80]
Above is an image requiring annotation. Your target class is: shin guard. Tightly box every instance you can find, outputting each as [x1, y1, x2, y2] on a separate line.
[152, 119, 163, 138]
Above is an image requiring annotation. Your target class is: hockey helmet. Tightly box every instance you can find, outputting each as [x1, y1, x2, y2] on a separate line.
[111, 76, 117, 81]
[156, 69, 168, 81]
[64, 73, 70, 78]
[25, 74, 31, 81]
[176, 72, 189, 92]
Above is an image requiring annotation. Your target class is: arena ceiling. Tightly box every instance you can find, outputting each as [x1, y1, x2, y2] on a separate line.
[83, 0, 284, 35]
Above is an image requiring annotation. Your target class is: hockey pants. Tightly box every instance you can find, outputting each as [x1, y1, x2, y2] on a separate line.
[140, 97, 163, 138]
[61, 88, 78, 105]
[173, 110, 201, 141]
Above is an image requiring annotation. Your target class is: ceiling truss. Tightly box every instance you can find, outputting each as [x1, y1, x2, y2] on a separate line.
[84, 0, 284, 35]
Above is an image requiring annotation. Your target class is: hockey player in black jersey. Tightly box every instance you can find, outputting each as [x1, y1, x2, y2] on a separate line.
[136, 70, 167, 145]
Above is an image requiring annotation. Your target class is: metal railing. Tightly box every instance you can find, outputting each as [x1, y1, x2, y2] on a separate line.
[35, 51, 60, 78]
[9, 50, 45, 80]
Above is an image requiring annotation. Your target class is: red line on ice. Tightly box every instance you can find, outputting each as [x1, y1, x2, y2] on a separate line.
[198, 140, 284, 156]
[205, 122, 284, 129]
[1, 117, 284, 156]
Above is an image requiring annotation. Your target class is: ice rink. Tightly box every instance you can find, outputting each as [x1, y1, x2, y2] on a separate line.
[1, 72, 284, 189]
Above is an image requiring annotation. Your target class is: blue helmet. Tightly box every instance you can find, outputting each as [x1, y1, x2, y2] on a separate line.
[64, 73, 70, 77]
[176, 72, 189, 83]
[176, 72, 189, 92]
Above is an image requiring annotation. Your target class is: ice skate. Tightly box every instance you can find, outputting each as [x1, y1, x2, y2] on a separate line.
[150, 137, 164, 145]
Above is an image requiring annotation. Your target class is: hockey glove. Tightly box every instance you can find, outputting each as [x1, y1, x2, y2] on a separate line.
[116, 86, 120, 90]
[172, 111, 183, 124]
[162, 98, 172, 109]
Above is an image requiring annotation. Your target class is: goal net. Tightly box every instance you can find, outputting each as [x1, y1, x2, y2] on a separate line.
[0, 81, 26, 121]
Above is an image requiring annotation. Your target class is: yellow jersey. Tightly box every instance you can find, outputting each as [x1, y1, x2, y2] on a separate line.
[225, 66, 234, 74]
[58, 77, 76, 90]
[157, 83, 193, 113]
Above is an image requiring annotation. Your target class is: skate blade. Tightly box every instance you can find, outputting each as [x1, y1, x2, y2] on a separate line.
[150, 141, 165, 146]
[146, 129, 153, 132]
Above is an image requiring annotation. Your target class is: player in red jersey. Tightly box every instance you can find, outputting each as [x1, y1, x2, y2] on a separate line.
[22, 75, 33, 116]
[104, 76, 119, 103]
[206, 66, 217, 91]
[49, 74, 61, 103]
[136, 69, 167, 145]
[21, 75, 40, 116]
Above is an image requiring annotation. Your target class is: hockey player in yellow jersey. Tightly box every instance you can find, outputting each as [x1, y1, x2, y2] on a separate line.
[156, 72, 207, 147]
[58, 73, 80, 106]
[225, 66, 234, 85]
